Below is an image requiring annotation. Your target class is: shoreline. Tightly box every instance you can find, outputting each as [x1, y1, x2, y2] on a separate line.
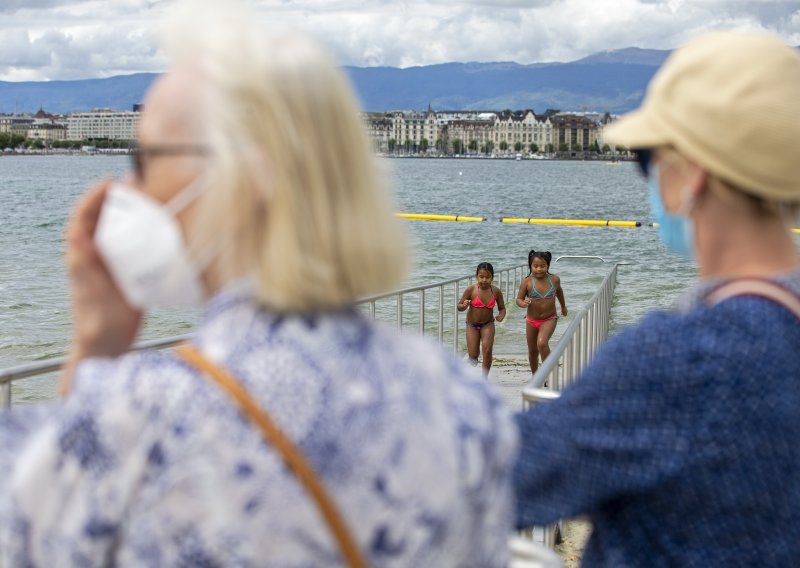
[1, 149, 634, 162]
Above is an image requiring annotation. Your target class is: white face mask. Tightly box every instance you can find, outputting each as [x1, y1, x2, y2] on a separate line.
[95, 181, 206, 309]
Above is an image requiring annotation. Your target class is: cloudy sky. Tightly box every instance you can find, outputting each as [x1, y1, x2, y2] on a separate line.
[0, 0, 798, 81]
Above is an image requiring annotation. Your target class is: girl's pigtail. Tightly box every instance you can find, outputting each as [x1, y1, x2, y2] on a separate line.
[527, 249, 536, 275]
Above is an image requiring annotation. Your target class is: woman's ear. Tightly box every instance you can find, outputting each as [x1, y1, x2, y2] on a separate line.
[682, 159, 709, 202]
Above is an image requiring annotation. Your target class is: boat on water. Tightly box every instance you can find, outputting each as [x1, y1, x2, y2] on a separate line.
[515, 153, 522, 161]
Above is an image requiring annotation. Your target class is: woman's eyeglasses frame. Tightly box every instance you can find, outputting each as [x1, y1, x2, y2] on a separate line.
[633, 148, 652, 179]
[131, 145, 209, 180]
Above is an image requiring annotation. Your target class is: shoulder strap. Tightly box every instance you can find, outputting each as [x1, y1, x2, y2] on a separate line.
[528, 277, 539, 298]
[175, 344, 368, 568]
[705, 278, 800, 320]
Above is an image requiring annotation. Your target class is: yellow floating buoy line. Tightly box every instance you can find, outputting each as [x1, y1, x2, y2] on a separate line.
[501, 218, 641, 227]
[396, 214, 800, 233]
[395, 213, 486, 222]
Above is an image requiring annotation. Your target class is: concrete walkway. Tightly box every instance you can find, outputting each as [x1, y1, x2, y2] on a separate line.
[486, 356, 533, 411]
[489, 356, 592, 567]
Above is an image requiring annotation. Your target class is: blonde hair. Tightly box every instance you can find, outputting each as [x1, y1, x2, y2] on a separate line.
[161, 1, 408, 312]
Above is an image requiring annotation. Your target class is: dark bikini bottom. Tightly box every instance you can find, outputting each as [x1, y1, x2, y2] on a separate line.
[467, 318, 495, 330]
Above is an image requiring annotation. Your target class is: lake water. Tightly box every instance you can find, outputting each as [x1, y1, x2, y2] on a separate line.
[3, 154, 773, 402]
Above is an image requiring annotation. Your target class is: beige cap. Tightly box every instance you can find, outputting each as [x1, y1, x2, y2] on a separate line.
[604, 32, 800, 202]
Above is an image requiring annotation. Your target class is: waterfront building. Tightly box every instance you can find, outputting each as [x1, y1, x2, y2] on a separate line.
[363, 108, 558, 155]
[0, 116, 33, 136]
[441, 116, 496, 154]
[494, 110, 540, 154]
[550, 114, 599, 152]
[25, 108, 67, 144]
[532, 116, 554, 150]
[66, 108, 140, 141]
[363, 112, 393, 153]
[389, 108, 437, 154]
[26, 123, 67, 143]
[361, 107, 609, 156]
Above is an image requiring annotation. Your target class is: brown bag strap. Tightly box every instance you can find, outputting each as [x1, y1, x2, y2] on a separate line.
[706, 278, 800, 320]
[176, 344, 368, 568]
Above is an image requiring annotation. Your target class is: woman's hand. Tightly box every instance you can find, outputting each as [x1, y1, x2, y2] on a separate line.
[60, 180, 143, 395]
[458, 298, 471, 311]
[561, 305, 568, 317]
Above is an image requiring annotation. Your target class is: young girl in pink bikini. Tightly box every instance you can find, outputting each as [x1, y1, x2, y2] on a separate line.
[516, 250, 568, 374]
[457, 262, 506, 374]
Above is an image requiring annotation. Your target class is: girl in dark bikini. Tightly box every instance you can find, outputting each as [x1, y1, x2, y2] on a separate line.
[457, 262, 506, 374]
[516, 250, 568, 374]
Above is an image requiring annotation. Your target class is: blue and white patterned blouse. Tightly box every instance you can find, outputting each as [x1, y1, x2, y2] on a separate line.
[0, 286, 517, 567]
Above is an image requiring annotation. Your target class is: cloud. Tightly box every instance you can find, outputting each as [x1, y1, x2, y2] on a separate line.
[0, 0, 798, 80]
[0, 0, 94, 13]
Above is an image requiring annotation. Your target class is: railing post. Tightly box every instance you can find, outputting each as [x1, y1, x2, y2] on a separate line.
[419, 289, 425, 335]
[453, 281, 459, 353]
[1, 383, 10, 408]
[438, 286, 444, 344]
[369, 300, 375, 320]
[397, 294, 403, 330]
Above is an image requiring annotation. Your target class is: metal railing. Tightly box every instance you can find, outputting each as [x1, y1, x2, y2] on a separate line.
[518, 256, 621, 549]
[357, 263, 527, 351]
[0, 264, 528, 408]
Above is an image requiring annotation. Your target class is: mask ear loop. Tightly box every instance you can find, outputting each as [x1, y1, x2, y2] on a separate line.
[164, 174, 209, 216]
[677, 185, 699, 217]
[162, 174, 230, 282]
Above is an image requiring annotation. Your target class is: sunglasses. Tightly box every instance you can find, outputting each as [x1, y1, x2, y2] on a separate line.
[633, 148, 652, 178]
[131, 145, 209, 180]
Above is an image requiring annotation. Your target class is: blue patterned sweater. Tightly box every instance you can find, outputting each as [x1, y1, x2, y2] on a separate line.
[514, 269, 800, 567]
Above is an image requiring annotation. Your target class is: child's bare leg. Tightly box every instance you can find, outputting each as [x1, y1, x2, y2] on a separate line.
[466, 324, 481, 366]
[526, 323, 540, 374]
[537, 318, 558, 362]
[480, 322, 495, 374]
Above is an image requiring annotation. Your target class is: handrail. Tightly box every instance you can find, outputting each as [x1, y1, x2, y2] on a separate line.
[517, 257, 620, 551]
[0, 265, 528, 407]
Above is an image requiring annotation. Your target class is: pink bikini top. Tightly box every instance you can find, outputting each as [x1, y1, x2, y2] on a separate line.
[471, 294, 496, 309]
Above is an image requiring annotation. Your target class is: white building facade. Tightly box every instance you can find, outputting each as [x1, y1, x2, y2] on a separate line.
[67, 109, 140, 141]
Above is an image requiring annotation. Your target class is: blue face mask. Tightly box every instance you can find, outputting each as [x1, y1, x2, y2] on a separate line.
[648, 165, 695, 258]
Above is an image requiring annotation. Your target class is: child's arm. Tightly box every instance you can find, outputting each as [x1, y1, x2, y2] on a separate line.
[516, 278, 531, 309]
[494, 286, 506, 322]
[457, 285, 473, 312]
[555, 276, 568, 316]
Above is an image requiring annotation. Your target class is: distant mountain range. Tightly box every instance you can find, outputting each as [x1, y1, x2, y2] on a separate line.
[2, 47, 673, 115]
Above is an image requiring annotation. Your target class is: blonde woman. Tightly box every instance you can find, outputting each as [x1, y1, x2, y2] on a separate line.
[0, 2, 516, 566]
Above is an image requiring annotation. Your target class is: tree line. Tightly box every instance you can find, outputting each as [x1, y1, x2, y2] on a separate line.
[384, 136, 623, 155]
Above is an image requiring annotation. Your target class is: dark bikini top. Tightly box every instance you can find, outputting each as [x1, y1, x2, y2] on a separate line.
[528, 273, 555, 300]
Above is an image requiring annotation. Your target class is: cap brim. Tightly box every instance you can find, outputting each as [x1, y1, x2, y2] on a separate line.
[603, 106, 671, 149]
